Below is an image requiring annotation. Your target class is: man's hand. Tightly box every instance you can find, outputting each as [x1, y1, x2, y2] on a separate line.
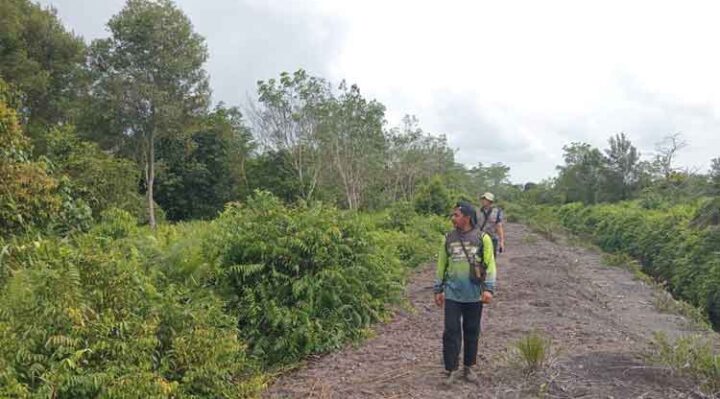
[434, 292, 445, 307]
[481, 291, 493, 304]
[499, 240, 505, 254]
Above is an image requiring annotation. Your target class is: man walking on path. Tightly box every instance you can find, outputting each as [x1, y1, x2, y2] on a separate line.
[434, 202, 496, 386]
[476, 192, 505, 256]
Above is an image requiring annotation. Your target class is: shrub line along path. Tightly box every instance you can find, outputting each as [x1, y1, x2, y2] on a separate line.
[267, 223, 716, 398]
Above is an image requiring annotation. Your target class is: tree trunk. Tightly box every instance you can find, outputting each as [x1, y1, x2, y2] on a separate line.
[146, 130, 157, 229]
[333, 140, 356, 210]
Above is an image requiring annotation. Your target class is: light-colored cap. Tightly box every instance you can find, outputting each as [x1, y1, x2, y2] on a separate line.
[480, 192, 495, 202]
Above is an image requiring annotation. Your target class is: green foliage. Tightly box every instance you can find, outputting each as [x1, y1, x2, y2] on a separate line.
[255, 70, 392, 210]
[380, 116, 456, 207]
[86, 0, 211, 227]
[635, 172, 710, 210]
[0, 1, 547, 394]
[462, 162, 514, 200]
[556, 142, 608, 204]
[603, 132, 641, 201]
[691, 197, 720, 229]
[0, 0, 86, 132]
[89, 208, 140, 240]
[0, 94, 61, 236]
[519, 179, 564, 205]
[649, 333, 720, 395]
[372, 230, 429, 269]
[532, 200, 720, 329]
[524, 134, 716, 210]
[0, 90, 95, 237]
[514, 331, 551, 373]
[540, 134, 658, 206]
[511, 204, 562, 242]
[317, 81, 387, 210]
[1, 187, 446, 396]
[710, 158, 720, 194]
[637, 186, 666, 210]
[414, 176, 452, 216]
[254, 70, 330, 202]
[44, 126, 143, 219]
[0, 214, 263, 397]
[653, 290, 711, 330]
[373, 210, 447, 269]
[380, 201, 416, 231]
[52, 175, 94, 236]
[245, 150, 305, 204]
[86, 0, 210, 148]
[155, 105, 254, 221]
[206, 192, 406, 365]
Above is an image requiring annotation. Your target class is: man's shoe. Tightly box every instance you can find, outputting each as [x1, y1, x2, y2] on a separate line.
[464, 366, 478, 382]
[442, 369, 461, 387]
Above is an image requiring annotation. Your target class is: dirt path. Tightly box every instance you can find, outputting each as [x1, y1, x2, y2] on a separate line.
[267, 223, 716, 398]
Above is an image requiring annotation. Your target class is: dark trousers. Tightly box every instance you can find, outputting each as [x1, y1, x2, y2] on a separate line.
[443, 299, 483, 371]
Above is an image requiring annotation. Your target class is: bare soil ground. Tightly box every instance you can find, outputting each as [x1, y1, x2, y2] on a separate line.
[266, 223, 717, 398]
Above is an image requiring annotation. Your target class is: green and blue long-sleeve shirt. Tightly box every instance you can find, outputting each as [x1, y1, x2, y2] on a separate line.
[433, 227, 496, 303]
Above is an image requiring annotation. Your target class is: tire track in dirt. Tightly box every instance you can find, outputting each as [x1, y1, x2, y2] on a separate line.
[267, 223, 715, 398]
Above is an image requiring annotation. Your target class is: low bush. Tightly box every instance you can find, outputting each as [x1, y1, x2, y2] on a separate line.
[521, 200, 720, 329]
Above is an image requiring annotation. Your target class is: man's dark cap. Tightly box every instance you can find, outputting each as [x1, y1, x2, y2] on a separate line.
[455, 201, 477, 227]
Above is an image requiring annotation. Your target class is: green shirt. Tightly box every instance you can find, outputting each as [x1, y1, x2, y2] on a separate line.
[433, 227, 496, 303]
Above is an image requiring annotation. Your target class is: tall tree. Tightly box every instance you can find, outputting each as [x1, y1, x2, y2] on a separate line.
[87, 0, 210, 227]
[319, 82, 386, 210]
[0, 0, 86, 135]
[654, 133, 687, 179]
[383, 115, 455, 203]
[245, 150, 303, 203]
[252, 70, 329, 202]
[467, 162, 511, 198]
[604, 133, 641, 201]
[556, 142, 606, 204]
[710, 157, 720, 194]
[155, 105, 254, 221]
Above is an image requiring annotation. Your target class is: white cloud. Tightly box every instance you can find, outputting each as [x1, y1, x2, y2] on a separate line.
[315, 0, 720, 182]
[40, 0, 720, 182]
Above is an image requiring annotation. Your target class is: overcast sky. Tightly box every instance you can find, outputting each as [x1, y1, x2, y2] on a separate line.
[39, 0, 720, 183]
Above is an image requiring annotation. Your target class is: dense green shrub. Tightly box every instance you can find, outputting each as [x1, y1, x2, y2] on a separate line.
[0, 94, 62, 237]
[204, 192, 407, 365]
[543, 200, 720, 329]
[0, 191, 444, 396]
[414, 176, 452, 216]
[374, 202, 448, 268]
[381, 200, 416, 231]
[0, 214, 263, 397]
[373, 229, 432, 269]
[44, 127, 144, 220]
[0, 91, 95, 238]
